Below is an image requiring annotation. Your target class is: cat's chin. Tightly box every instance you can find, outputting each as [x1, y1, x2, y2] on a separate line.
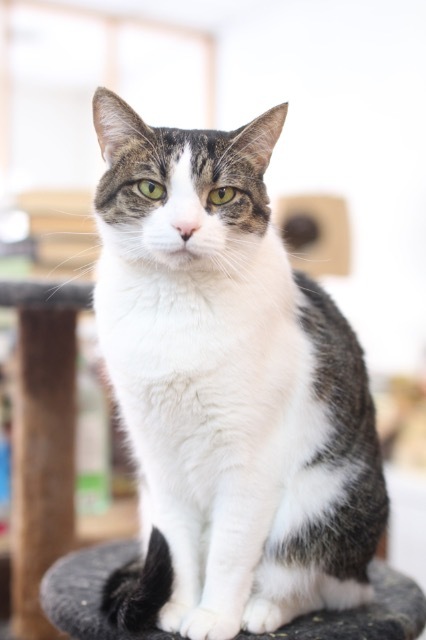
[149, 247, 210, 272]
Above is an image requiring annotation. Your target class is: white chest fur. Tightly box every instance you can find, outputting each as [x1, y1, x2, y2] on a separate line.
[94, 229, 320, 497]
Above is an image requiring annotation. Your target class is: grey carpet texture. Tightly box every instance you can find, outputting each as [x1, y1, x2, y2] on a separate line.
[40, 539, 426, 640]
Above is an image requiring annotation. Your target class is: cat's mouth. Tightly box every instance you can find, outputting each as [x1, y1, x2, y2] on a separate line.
[173, 238, 211, 257]
[147, 239, 216, 270]
[169, 247, 199, 259]
[171, 247, 193, 256]
[157, 245, 203, 268]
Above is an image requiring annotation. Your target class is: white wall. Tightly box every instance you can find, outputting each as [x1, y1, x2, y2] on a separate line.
[216, 0, 426, 376]
[6, 4, 211, 193]
[386, 465, 426, 593]
[10, 84, 101, 191]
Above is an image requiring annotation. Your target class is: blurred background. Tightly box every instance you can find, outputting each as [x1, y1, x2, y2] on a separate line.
[0, 0, 424, 372]
[0, 0, 425, 635]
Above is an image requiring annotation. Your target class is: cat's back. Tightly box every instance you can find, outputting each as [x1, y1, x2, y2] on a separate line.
[294, 270, 367, 385]
[293, 269, 382, 468]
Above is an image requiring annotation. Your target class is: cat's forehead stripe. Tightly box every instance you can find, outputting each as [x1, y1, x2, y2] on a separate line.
[169, 144, 195, 198]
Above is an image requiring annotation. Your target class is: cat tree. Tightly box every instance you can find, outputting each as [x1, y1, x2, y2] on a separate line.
[0, 279, 93, 640]
[41, 539, 426, 640]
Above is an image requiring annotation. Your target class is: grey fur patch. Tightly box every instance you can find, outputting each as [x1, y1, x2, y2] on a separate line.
[268, 271, 389, 583]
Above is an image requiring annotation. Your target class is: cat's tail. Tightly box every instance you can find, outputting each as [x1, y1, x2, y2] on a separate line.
[101, 527, 173, 632]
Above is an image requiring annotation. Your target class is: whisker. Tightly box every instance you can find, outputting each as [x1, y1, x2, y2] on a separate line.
[221, 246, 286, 315]
[217, 250, 252, 285]
[45, 243, 102, 278]
[296, 284, 323, 297]
[209, 255, 232, 280]
[41, 231, 99, 238]
[225, 236, 259, 247]
[286, 252, 331, 264]
[73, 260, 98, 274]
[39, 207, 93, 219]
[45, 264, 95, 301]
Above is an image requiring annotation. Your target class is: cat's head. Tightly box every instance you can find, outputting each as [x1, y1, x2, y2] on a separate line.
[93, 87, 287, 273]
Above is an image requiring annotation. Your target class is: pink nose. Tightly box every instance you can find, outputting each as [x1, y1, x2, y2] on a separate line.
[173, 222, 200, 242]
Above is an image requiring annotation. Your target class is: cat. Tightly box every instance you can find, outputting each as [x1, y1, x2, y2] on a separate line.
[92, 87, 388, 640]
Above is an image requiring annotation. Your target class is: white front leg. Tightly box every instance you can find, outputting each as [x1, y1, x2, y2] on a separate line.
[151, 495, 202, 633]
[181, 471, 279, 640]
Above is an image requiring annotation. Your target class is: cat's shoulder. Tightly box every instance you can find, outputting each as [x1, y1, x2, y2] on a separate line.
[292, 269, 364, 359]
[293, 270, 340, 315]
[293, 270, 350, 325]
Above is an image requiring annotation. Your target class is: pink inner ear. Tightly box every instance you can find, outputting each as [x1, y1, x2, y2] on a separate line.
[229, 103, 288, 174]
[101, 142, 114, 167]
[93, 87, 154, 166]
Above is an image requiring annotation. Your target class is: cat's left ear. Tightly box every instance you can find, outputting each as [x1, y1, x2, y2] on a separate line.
[93, 87, 154, 166]
[230, 103, 288, 174]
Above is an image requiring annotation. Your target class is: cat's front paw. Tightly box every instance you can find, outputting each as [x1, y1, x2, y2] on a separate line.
[242, 597, 286, 634]
[158, 600, 194, 633]
[180, 607, 240, 640]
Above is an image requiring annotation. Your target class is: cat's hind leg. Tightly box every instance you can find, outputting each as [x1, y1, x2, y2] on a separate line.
[242, 561, 324, 634]
[319, 572, 374, 610]
[242, 559, 374, 634]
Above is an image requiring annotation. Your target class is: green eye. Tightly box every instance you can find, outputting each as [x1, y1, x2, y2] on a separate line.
[208, 186, 236, 206]
[138, 180, 166, 201]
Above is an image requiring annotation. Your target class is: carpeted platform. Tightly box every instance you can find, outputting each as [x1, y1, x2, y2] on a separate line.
[41, 539, 426, 640]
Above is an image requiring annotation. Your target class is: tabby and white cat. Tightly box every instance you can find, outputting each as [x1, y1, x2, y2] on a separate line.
[92, 87, 388, 640]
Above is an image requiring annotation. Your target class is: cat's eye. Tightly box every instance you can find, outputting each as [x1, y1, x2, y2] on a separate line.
[138, 179, 166, 201]
[208, 186, 236, 206]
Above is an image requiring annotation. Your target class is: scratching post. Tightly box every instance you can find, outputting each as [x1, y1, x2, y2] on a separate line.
[12, 308, 77, 640]
[0, 279, 93, 640]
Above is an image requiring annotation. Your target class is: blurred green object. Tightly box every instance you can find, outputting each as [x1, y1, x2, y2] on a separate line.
[0, 256, 31, 278]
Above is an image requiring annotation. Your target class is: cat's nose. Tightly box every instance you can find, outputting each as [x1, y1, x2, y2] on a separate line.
[173, 222, 200, 242]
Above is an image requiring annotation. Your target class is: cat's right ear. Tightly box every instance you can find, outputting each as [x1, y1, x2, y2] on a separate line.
[93, 87, 154, 167]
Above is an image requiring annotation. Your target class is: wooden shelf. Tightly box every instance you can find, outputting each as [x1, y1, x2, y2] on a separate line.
[76, 496, 139, 546]
[0, 497, 139, 557]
